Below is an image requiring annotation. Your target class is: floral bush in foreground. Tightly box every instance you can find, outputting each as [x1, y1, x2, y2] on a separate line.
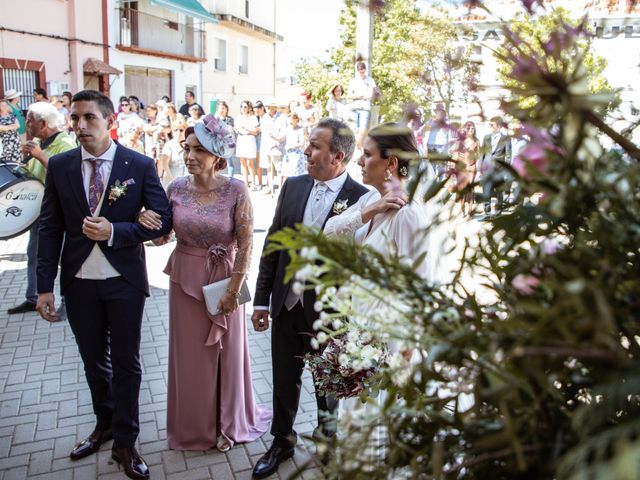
[268, 0, 640, 478]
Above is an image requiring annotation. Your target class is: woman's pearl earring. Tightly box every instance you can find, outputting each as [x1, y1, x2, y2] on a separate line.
[384, 169, 392, 181]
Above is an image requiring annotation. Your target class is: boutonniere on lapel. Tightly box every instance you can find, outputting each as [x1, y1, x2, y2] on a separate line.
[108, 179, 135, 205]
[332, 199, 348, 215]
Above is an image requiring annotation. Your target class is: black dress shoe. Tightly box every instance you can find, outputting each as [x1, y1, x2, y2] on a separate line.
[69, 428, 113, 460]
[252, 444, 294, 478]
[112, 446, 150, 480]
[7, 301, 37, 314]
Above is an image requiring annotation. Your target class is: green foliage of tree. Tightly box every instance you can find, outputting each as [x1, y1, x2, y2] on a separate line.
[294, 0, 478, 120]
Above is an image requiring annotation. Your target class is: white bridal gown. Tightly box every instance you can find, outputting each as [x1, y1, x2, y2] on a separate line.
[323, 188, 429, 466]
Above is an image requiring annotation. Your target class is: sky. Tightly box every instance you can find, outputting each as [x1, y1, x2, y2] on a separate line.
[275, 0, 344, 77]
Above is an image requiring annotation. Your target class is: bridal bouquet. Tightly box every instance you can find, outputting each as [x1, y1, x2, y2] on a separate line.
[305, 328, 389, 399]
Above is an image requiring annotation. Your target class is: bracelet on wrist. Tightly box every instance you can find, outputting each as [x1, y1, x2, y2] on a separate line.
[226, 287, 241, 299]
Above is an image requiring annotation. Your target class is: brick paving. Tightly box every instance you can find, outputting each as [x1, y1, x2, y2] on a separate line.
[0, 189, 322, 479]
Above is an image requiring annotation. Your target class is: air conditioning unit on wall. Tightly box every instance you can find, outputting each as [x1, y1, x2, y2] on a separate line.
[47, 81, 70, 96]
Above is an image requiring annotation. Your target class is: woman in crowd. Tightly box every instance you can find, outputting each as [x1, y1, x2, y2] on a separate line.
[137, 114, 271, 452]
[158, 118, 187, 185]
[235, 100, 260, 189]
[116, 98, 144, 144]
[0, 100, 21, 163]
[298, 92, 319, 137]
[216, 101, 237, 178]
[253, 101, 266, 189]
[216, 101, 234, 128]
[187, 105, 204, 127]
[325, 84, 348, 121]
[450, 120, 480, 217]
[281, 113, 306, 182]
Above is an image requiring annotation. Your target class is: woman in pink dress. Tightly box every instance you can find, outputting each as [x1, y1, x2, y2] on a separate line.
[138, 114, 271, 452]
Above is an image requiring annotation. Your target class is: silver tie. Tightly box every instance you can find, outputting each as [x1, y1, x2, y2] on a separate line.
[310, 182, 328, 222]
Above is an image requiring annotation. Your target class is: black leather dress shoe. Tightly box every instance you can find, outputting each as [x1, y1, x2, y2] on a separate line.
[252, 444, 294, 479]
[112, 446, 150, 480]
[7, 301, 37, 314]
[69, 428, 113, 460]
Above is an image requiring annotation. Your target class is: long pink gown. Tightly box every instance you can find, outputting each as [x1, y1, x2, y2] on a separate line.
[164, 176, 271, 450]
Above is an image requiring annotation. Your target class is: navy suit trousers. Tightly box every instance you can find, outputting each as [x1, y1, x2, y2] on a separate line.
[65, 277, 145, 448]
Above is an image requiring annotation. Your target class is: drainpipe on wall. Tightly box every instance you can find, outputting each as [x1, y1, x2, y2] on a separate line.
[101, 0, 111, 96]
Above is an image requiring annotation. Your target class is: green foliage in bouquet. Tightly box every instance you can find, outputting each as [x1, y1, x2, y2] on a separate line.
[270, 1, 640, 479]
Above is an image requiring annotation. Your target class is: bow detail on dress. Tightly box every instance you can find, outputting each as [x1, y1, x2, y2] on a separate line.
[206, 244, 229, 272]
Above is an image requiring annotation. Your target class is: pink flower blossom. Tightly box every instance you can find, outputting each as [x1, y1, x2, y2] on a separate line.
[512, 274, 540, 295]
[541, 239, 561, 255]
[513, 144, 549, 177]
[520, 0, 543, 14]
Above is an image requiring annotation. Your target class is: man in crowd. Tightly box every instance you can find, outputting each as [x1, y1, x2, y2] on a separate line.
[251, 118, 368, 479]
[479, 115, 512, 214]
[347, 62, 377, 148]
[259, 99, 286, 195]
[178, 90, 204, 118]
[7, 101, 76, 315]
[36, 90, 171, 480]
[422, 103, 453, 181]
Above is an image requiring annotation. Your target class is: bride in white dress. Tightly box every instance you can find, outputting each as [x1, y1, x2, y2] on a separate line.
[323, 123, 429, 468]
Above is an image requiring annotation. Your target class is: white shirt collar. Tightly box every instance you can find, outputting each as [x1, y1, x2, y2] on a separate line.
[81, 140, 117, 162]
[314, 169, 348, 193]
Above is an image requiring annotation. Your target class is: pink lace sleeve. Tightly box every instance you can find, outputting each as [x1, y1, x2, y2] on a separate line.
[232, 182, 253, 274]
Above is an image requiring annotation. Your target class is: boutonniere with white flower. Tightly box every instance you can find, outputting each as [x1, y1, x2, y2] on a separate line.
[108, 178, 135, 204]
[332, 199, 348, 215]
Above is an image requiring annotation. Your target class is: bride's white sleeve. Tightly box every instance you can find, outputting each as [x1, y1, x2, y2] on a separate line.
[393, 204, 430, 278]
[324, 195, 367, 238]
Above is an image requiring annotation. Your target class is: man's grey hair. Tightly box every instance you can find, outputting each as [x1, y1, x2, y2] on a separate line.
[28, 101, 61, 129]
[316, 117, 356, 164]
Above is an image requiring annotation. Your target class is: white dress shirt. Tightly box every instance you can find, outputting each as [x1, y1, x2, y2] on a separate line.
[75, 141, 120, 279]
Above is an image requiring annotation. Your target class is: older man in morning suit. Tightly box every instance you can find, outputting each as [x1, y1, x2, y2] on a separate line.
[251, 118, 368, 478]
[36, 90, 171, 480]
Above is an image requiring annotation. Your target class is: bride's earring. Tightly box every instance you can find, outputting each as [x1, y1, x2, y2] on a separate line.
[384, 169, 392, 181]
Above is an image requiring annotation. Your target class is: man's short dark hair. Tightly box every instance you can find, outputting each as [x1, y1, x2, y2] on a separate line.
[34, 87, 47, 98]
[490, 116, 504, 126]
[71, 90, 115, 118]
[316, 118, 355, 164]
[356, 61, 367, 71]
[185, 91, 195, 98]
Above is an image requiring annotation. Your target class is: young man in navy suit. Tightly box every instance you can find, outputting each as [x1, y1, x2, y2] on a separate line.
[36, 90, 171, 480]
[251, 118, 368, 478]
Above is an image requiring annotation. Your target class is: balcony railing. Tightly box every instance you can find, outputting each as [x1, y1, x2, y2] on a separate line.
[118, 8, 205, 60]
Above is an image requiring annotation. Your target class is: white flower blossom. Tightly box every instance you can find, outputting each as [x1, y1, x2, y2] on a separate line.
[294, 265, 315, 281]
[319, 311, 329, 321]
[313, 301, 323, 313]
[316, 332, 328, 344]
[339, 353, 350, 367]
[332, 319, 343, 329]
[310, 338, 319, 350]
[292, 281, 304, 296]
[313, 319, 323, 331]
[300, 246, 319, 260]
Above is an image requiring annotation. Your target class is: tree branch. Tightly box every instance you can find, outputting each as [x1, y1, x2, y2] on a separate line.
[583, 109, 640, 161]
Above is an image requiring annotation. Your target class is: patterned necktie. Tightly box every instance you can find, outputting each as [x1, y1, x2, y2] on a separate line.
[310, 182, 328, 222]
[88, 158, 105, 214]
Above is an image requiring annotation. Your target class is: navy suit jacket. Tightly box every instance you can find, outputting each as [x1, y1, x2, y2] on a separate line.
[254, 173, 368, 322]
[37, 144, 172, 296]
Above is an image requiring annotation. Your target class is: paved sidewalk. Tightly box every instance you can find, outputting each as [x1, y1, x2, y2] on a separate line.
[0, 189, 322, 479]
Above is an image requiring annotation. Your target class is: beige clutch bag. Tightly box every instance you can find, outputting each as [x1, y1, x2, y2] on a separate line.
[202, 278, 251, 315]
